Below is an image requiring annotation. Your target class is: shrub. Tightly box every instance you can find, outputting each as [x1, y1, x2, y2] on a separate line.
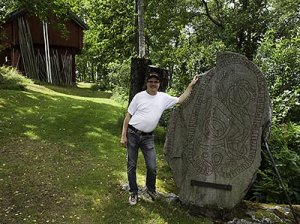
[111, 86, 129, 105]
[90, 82, 107, 91]
[247, 123, 300, 204]
[107, 59, 131, 105]
[0, 66, 32, 90]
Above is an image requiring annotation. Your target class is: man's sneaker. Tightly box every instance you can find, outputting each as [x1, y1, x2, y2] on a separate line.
[147, 190, 158, 201]
[129, 193, 138, 205]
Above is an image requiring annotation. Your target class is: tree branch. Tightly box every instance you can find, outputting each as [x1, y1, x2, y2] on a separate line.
[201, 0, 224, 29]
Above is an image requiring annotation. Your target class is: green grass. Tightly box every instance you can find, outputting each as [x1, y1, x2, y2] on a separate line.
[0, 76, 212, 223]
[0, 66, 33, 91]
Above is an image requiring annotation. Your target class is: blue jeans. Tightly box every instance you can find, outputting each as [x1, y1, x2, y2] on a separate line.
[127, 128, 156, 194]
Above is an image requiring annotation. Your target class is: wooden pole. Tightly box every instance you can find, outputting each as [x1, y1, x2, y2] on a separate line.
[43, 21, 52, 84]
[18, 18, 37, 79]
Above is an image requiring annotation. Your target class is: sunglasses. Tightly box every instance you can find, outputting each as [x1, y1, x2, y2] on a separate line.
[147, 80, 160, 84]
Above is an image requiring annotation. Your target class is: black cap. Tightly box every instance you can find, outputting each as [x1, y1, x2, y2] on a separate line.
[146, 73, 161, 82]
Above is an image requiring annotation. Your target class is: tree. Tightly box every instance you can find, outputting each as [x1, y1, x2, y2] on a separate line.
[70, 0, 135, 88]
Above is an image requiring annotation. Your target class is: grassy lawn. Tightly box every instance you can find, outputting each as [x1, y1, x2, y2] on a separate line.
[0, 81, 212, 223]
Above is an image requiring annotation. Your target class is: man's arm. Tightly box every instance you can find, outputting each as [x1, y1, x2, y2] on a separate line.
[120, 112, 132, 148]
[178, 75, 199, 104]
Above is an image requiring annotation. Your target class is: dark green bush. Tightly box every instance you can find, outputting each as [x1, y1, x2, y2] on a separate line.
[247, 123, 300, 203]
[159, 109, 172, 128]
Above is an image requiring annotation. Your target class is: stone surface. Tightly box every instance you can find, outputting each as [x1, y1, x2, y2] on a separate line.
[164, 52, 271, 210]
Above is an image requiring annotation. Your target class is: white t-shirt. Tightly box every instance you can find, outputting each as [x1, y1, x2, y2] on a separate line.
[128, 91, 179, 132]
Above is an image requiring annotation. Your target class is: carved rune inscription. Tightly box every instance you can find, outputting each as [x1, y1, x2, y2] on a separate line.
[164, 52, 271, 210]
[186, 60, 265, 178]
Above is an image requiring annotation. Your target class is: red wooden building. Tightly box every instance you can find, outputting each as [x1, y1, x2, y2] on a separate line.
[0, 9, 88, 84]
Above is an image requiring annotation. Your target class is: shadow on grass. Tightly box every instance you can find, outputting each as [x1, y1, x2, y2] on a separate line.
[0, 88, 212, 223]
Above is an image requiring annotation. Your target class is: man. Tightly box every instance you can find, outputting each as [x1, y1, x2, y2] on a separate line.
[121, 72, 198, 205]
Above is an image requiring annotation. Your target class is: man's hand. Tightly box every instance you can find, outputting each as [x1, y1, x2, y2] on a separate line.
[189, 75, 199, 87]
[120, 113, 132, 148]
[120, 136, 127, 148]
[178, 75, 200, 104]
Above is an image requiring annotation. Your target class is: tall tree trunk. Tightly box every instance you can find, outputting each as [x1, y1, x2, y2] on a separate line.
[137, 0, 145, 58]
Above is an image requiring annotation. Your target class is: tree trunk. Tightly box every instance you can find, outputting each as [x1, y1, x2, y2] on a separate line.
[137, 0, 145, 58]
[129, 58, 151, 104]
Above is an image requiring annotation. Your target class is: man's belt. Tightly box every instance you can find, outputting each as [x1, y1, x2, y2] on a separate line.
[128, 124, 153, 136]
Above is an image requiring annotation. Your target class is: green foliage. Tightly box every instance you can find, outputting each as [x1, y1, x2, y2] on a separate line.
[0, 0, 17, 50]
[269, 0, 300, 39]
[0, 0, 19, 18]
[246, 2, 300, 204]
[0, 0, 74, 24]
[107, 58, 131, 89]
[143, 0, 277, 95]
[271, 89, 300, 123]
[255, 28, 300, 123]
[0, 66, 32, 90]
[170, 40, 227, 95]
[74, 0, 135, 83]
[159, 109, 172, 128]
[248, 123, 300, 203]
[192, 0, 272, 60]
[90, 82, 105, 91]
[14, 0, 72, 20]
[107, 58, 131, 104]
[154, 125, 167, 145]
[68, 0, 299, 103]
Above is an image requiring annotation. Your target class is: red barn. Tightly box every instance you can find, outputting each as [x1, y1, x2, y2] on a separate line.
[0, 9, 88, 85]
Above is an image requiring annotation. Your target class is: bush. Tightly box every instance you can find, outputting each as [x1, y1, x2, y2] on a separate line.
[90, 82, 107, 91]
[0, 66, 32, 90]
[247, 28, 300, 204]
[247, 123, 300, 203]
[154, 125, 167, 145]
[111, 86, 129, 105]
[107, 59, 131, 104]
[159, 109, 172, 128]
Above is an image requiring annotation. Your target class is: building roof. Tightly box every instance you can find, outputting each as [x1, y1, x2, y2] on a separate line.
[6, 9, 88, 30]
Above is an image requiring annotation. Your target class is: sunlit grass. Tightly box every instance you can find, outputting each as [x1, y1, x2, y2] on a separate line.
[0, 80, 212, 224]
[77, 82, 93, 89]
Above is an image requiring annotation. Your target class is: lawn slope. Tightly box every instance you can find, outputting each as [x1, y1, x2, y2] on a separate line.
[0, 82, 211, 224]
